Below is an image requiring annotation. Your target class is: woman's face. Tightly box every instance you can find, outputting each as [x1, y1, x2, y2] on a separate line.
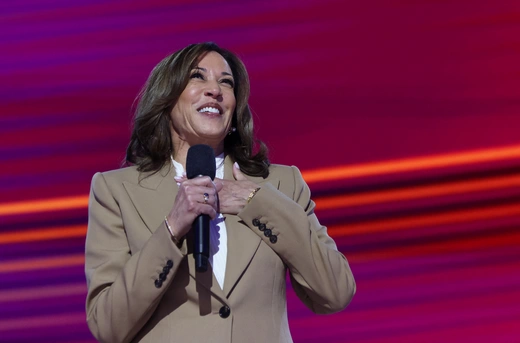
[170, 51, 236, 151]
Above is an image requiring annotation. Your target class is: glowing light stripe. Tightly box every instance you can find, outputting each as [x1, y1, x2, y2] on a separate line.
[0, 195, 88, 216]
[0, 224, 86, 245]
[1, 145, 520, 218]
[302, 144, 520, 183]
[0, 254, 84, 273]
[2, 204, 518, 274]
[315, 173, 520, 210]
[329, 202, 520, 237]
[0, 180, 518, 245]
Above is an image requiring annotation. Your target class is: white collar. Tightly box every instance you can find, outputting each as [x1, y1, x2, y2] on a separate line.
[170, 152, 225, 177]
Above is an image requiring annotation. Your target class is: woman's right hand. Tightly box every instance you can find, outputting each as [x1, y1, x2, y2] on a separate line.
[166, 176, 222, 239]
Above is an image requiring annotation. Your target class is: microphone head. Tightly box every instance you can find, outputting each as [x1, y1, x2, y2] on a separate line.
[186, 144, 216, 180]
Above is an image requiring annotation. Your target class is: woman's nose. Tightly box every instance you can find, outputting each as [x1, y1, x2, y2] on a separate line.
[204, 80, 222, 98]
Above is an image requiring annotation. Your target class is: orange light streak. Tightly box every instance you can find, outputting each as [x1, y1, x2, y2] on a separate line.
[302, 144, 520, 183]
[0, 254, 84, 273]
[315, 173, 520, 210]
[0, 224, 86, 245]
[1, 145, 520, 218]
[0, 195, 88, 216]
[328, 202, 520, 237]
[1, 205, 517, 274]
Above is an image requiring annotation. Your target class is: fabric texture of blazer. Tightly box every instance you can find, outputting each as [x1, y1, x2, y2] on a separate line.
[85, 155, 356, 343]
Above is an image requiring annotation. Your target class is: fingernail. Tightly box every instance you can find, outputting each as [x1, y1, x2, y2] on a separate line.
[174, 176, 182, 181]
[234, 162, 240, 169]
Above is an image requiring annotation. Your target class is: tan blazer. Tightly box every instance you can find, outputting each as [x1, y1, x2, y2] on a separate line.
[85, 156, 355, 343]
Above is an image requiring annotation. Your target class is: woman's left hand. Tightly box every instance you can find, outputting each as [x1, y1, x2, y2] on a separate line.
[174, 162, 259, 215]
[215, 162, 259, 215]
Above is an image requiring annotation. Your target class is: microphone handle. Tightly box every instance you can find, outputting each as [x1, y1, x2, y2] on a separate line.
[193, 214, 210, 272]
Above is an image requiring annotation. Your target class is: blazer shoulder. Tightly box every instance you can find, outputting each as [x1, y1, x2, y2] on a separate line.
[267, 163, 304, 181]
[267, 163, 294, 175]
[93, 165, 141, 185]
[266, 163, 309, 200]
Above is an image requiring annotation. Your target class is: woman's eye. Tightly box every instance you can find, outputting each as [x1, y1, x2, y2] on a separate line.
[221, 79, 234, 87]
[190, 72, 204, 79]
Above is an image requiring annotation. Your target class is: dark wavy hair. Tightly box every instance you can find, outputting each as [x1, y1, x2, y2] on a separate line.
[125, 42, 270, 178]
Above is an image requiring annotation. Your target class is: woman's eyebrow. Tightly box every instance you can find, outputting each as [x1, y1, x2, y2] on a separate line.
[194, 67, 233, 77]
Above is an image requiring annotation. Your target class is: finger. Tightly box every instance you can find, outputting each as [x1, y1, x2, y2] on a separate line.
[182, 176, 215, 188]
[203, 192, 210, 205]
[185, 175, 214, 186]
[184, 202, 217, 219]
[198, 204, 218, 220]
[233, 162, 248, 181]
[174, 175, 187, 183]
[185, 186, 217, 200]
[201, 192, 219, 208]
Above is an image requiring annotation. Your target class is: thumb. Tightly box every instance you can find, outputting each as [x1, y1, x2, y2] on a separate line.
[233, 162, 248, 181]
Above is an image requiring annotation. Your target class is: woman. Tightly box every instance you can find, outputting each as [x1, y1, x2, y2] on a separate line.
[85, 42, 355, 343]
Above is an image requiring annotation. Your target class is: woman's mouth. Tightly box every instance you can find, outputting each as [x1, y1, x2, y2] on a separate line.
[197, 103, 223, 115]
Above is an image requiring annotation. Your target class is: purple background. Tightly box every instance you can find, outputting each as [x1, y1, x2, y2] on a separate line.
[1, 1, 520, 342]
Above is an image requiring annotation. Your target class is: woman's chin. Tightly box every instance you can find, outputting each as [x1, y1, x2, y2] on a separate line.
[190, 131, 226, 145]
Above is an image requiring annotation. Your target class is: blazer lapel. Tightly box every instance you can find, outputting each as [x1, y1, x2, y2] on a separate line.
[123, 163, 227, 300]
[123, 164, 177, 234]
[222, 156, 280, 297]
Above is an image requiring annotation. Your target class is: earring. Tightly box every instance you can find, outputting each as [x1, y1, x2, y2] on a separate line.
[228, 127, 236, 135]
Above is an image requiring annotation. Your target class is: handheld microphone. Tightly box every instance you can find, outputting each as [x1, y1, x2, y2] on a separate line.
[186, 144, 216, 273]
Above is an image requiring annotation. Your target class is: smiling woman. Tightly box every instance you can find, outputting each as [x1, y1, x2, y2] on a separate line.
[169, 51, 236, 164]
[125, 43, 268, 178]
[84, 42, 355, 343]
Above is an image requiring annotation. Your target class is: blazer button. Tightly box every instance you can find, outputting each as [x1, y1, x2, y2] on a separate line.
[264, 229, 272, 237]
[269, 235, 278, 244]
[159, 272, 167, 281]
[166, 260, 173, 268]
[154, 279, 163, 288]
[163, 266, 170, 274]
[258, 223, 266, 231]
[219, 305, 231, 318]
[252, 218, 260, 227]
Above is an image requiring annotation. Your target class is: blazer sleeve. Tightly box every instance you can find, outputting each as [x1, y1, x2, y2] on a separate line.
[85, 172, 185, 343]
[238, 166, 356, 314]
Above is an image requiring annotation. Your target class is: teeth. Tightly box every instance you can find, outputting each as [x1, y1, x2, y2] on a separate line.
[198, 107, 220, 114]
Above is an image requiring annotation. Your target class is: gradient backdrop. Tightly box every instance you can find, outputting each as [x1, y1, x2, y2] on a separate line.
[1, 1, 520, 342]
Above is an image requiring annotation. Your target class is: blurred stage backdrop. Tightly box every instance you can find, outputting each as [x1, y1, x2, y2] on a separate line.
[1, 0, 520, 342]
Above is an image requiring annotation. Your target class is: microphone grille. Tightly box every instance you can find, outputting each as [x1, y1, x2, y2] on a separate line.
[186, 144, 216, 180]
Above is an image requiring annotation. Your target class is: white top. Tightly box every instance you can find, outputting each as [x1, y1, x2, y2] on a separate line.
[171, 154, 228, 290]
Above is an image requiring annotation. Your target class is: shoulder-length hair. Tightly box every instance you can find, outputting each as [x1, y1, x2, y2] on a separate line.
[125, 42, 270, 178]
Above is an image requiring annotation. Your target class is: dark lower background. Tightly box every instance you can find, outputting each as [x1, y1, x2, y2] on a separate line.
[1, 1, 520, 342]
